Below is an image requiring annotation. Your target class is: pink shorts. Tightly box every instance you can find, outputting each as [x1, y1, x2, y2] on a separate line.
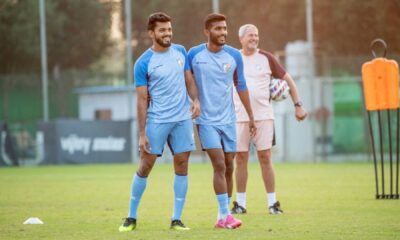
[236, 120, 274, 152]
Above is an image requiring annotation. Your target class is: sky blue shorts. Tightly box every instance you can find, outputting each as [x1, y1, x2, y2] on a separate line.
[197, 123, 237, 153]
[146, 119, 195, 156]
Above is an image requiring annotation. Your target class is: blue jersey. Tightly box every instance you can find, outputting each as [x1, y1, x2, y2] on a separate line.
[134, 44, 191, 123]
[188, 44, 247, 125]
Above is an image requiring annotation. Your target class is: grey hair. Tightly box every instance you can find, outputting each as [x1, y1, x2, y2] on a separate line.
[238, 24, 258, 38]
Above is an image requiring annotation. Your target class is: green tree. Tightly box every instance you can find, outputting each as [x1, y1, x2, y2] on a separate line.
[121, 0, 306, 61]
[314, 0, 400, 56]
[0, 0, 113, 122]
[0, 0, 113, 74]
[120, 0, 208, 59]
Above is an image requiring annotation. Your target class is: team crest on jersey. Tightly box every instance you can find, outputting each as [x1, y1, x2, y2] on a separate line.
[222, 63, 231, 73]
[256, 64, 262, 71]
[177, 58, 184, 67]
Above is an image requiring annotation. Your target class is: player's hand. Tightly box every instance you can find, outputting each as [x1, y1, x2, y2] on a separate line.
[139, 134, 151, 154]
[295, 107, 308, 121]
[249, 119, 257, 137]
[191, 98, 201, 119]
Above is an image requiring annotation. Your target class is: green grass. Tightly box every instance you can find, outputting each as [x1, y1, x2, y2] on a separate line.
[0, 162, 399, 240]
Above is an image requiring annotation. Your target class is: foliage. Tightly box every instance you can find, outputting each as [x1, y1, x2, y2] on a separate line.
[314, 0, 400, 56]
[0, 0, 113, 74]
[120, 0, 399, 59]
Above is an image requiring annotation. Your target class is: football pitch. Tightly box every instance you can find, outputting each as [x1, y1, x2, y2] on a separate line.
[1, 162, 399, 240]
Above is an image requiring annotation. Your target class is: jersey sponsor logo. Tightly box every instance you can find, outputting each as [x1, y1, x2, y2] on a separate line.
[223, 63, 231, 73]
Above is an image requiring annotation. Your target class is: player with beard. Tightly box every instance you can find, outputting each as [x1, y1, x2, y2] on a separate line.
[119, 12, 200, 232]
[188, 13, 256, 229]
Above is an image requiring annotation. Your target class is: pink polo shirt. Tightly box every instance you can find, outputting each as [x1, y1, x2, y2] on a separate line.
[233, 49, 286, 122]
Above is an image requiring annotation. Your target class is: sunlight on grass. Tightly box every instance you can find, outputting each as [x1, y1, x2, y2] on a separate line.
[1, 163, 399, 240]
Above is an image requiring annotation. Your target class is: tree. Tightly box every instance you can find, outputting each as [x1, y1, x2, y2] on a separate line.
[120, 0, 208, 60]
[48, 0, 113, 70]
[121, 0, 306, 61]
[0, 0, 114, 121]
[314, 0, 400, 56]
[0, 0, 113, 74]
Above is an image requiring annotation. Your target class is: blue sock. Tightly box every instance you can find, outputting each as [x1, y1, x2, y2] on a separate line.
[128, 173, 147, 219]
[217, 193, 229, 219]
[172, 174, 188, 220]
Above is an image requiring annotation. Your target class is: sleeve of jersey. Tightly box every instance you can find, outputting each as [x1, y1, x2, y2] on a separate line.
[134, 57, 149, 87]
[232, 51, 248, 92]
[187, 48, 194, 72]
[177, 45, 190, 71]
[265, 51, 286, 79]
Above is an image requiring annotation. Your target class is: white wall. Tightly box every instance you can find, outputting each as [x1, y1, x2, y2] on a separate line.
[79, 92, 136, 121]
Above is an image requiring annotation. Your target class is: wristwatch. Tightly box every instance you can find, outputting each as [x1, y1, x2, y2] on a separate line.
[294, 101, 303, 107]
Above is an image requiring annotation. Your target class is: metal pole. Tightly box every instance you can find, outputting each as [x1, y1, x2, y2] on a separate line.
[39, 0, 49, 121]
[125, 0, 133, 118]
[306, 0, 316, 161]
[306, 0, 313, 55]
[124, 0, 136, 163]
[212, 0, 220, 13]
[378, 110, 385, 198]
[397, 108, 400, 198]
[387, 110, 393, 197]
[368, 111, 379, 199]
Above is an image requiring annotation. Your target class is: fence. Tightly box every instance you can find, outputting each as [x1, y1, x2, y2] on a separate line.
[0, 75, 376, 166]
[2, 51, 399, 165]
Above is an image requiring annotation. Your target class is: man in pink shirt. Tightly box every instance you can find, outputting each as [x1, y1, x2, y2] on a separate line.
[232, 24, 307, 214]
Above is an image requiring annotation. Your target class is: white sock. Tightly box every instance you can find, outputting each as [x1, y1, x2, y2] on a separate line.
[236, 192, 246, 208]
[267, 192, 276, 207]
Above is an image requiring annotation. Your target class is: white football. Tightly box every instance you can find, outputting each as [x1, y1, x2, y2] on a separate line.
[269, 78, 290, 101]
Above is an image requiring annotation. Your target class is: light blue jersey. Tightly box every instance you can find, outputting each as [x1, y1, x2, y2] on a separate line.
[134, 44, 191, 123]
[188, 44, 247, 125]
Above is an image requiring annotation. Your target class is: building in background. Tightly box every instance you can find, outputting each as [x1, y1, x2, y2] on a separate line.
[75, 85, 136, 121]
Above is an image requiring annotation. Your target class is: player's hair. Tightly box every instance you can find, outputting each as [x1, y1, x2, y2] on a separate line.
[238, 24, 258, 38]
[147, 12, 172, 31]
[204, 13, 226, 29]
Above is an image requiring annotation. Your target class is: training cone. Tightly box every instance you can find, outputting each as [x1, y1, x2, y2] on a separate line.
[23, 217, 44, 224]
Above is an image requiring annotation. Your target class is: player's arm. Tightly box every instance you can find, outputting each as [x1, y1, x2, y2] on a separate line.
[184, 70, 200, 118]
[233, 48, 256, 136]
[282, 73, 308, 121]
[266, 51, 308, 121]
[136, 86, 151, 153]
[237, 89, 256, 137]
[134, 56, 152, 153]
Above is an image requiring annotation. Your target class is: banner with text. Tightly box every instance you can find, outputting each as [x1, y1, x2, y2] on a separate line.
[39, 120, 131, 164]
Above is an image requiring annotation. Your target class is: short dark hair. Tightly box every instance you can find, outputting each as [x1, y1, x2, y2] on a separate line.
[147, 12, 172, 31]
[204, 13, 226, 29]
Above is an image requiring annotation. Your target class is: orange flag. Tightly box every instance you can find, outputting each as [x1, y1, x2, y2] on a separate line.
[362, 57, 399, 111]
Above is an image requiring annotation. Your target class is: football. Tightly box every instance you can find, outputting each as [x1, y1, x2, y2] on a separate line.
[269, 78, 290, 101]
